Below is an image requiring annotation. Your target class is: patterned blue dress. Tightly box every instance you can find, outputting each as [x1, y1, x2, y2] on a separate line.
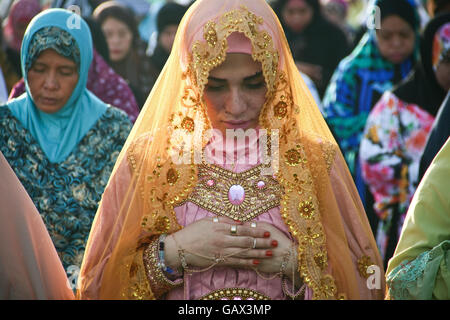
[0, 106, 132, 273]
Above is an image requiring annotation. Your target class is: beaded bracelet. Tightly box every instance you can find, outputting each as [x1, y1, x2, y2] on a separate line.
[157, 234, 175, 274]
[143, 239, 183, 299]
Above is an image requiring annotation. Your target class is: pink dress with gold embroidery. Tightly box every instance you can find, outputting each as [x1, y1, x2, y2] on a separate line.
[166, 131, 310, 300]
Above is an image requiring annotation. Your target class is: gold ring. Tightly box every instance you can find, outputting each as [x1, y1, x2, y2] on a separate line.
[230, 225, 237, 235]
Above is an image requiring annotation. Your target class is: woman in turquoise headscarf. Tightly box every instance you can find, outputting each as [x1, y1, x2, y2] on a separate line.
[322, 0, 421, 213]
[0, 9, 132, 276]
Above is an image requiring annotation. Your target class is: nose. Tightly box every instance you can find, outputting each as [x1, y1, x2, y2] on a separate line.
[43, 71, 59, 91]
[225, 87, 246, 116]
[391, 35, 402, 49]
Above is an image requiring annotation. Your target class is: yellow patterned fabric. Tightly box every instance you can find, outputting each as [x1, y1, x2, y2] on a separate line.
[77, 0, 384, 300]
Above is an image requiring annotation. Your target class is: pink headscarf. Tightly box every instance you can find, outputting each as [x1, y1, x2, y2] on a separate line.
[3, 0, 41, 52]
[226, 31, 253, 55]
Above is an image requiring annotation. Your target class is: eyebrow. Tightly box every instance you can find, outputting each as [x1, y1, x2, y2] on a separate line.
[33, 61, 77, 69]
[208, 71, 264, 82]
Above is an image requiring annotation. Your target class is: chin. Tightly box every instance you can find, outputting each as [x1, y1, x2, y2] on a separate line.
[36, 104, 63, 114]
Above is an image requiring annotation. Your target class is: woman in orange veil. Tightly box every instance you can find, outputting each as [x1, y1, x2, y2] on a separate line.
[78, 0, 384, 300]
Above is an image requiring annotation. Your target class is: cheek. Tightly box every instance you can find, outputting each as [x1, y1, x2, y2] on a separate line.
[436, 64, 450, 90]
[404, 37, 415, 53]
[26, 72, 42, 97]
[63, 75, 79, 101]
[205, 95, 223, 119]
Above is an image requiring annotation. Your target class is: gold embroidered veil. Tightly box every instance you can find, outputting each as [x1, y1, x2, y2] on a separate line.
[77, 0, 384, 300]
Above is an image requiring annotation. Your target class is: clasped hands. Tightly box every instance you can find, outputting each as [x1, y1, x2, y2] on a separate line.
[164, 216, 298, 280]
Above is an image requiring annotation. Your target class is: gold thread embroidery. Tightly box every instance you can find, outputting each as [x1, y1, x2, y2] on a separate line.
[185, 163, 282, 222]
[274, 101, 288, 120]
[285, 149, 302, 167]
[167, 168, 179, 185]
[298, 198, 315, 220]
[181, 116, 195, 132]
[200, 288, 270, 300]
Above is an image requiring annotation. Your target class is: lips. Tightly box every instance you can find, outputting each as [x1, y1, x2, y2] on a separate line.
[389, 53, 407, 63]
[222, 120, 252, 129]
[40, 97, 59, 105]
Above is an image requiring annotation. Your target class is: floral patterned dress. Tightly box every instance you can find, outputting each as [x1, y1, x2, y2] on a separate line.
[360, 92, 435, 264]
[0, 106, 132, 273]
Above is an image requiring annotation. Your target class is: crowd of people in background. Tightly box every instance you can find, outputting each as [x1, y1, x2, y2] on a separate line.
[0, 0, 449, 300]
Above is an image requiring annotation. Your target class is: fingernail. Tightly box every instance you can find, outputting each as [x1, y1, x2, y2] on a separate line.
[264, 232, 270, 238]
[266, 250, 273, 257]
[271, 240, 278, 247]
[253, 259, 260, 265]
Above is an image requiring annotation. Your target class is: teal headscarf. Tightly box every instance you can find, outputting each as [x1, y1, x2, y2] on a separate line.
[7, 9, 108, 163]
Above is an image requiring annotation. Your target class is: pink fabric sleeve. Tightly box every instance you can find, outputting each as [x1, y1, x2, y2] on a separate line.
[0, 152, 74, 300]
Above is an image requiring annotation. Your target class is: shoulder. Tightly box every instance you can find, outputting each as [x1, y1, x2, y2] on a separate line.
[0, 106, 17, 129]
[103, 106, 133, 125]
[90, 106, 132, 143]
[0, 105, 12, 117]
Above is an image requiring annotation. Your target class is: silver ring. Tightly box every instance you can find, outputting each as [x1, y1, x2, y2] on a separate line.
[213, 217, 219, 223]
[252, 238, 257, 249]
[230, 225, 237, 235]
[250, 222, 257, 228]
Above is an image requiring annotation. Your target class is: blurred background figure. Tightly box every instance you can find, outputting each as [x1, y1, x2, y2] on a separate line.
[51, 0, 96, 17]
[426, 0, 450, 16]
[146, 2, 188, 92]
[419, 91, 450, 181]
[322, 0, 421, 211]
[271, 0, 351, 98]
[8, 16, 140, 123]
[321, 0, 356, 45]
[2, 0, 42, 78]
[359, 15, 450, 267]
[93, 1, 154, 109]
[0, 9, 132, 277]
[139, 0, 193, 55]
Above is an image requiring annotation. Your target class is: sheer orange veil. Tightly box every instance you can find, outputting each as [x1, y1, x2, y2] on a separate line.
[78, 0, 384, 300]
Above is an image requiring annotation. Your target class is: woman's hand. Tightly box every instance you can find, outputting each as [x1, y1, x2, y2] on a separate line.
[164, 217, 278, 271]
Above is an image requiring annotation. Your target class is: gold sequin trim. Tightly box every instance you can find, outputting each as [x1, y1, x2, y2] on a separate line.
[143, 240, 183, 299]
[190, 5, 279, 95]
[200, 288, 270, 300]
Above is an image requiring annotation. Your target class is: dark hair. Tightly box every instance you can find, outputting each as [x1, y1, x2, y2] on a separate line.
[84, 17, 110, 63]
[271, 0, 322, 21]
[156, 2, 188, 34]
[376, 0, 418, 30]
[93, 1, 139, 45]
